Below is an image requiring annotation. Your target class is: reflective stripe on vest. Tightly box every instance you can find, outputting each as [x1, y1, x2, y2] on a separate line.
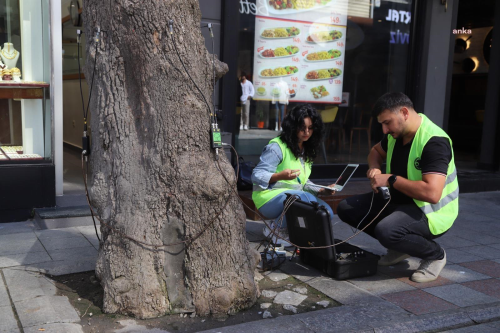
[386, 114, 459, 235]
[252, 137, 311, 209]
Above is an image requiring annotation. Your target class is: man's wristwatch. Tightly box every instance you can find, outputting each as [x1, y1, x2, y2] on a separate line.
[388, 174, 397, 187]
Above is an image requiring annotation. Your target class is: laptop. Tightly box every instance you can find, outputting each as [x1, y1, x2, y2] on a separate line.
[309, 164, 359, 192]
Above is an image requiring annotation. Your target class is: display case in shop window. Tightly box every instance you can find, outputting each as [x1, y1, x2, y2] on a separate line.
[0, 0, 52, 164]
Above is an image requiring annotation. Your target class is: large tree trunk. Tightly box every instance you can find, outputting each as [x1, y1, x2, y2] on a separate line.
[82, 1, 259, 319]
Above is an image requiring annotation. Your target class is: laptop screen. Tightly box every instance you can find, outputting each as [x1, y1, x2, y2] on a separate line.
[336, 165, 358, 187]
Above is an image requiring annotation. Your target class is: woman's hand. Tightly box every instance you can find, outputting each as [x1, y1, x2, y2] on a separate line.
[318, 184, 336, 195]
[279, 169, 301, 181]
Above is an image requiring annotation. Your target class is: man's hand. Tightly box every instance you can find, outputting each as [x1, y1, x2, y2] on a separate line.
[279, 169, 300, 181]
[370, 174, 391, 192]
[367, 167, 382, 179]
[247, 96, 251, 100]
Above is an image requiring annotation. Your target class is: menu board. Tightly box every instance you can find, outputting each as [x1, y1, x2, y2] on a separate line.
[252, 0, 348, 104]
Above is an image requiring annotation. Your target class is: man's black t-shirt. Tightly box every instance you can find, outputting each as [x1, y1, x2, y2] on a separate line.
[380, 135, 452, 204]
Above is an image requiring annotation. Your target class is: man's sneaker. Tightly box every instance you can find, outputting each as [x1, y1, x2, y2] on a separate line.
[240, 124, 243, 130]
[411, 251, 447, 283]
[263, 225, 291, 247]
[378, 249, 410, 266]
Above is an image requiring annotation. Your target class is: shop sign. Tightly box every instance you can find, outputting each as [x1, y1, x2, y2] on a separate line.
[240, 0, 269, 15]
[385, 9, 411, 24]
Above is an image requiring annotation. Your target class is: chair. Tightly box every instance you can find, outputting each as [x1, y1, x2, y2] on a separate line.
[319, 106, 339, 163]
[350, 112, 372, 155]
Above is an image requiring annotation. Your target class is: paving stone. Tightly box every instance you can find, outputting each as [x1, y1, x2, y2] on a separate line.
[283, 304, 297, 313]
[442, 323, 500, 332]
[261, 290, 278, 299]
[260, 303, 271, 309]
[0, 237, 46, 256]
[371, 312, 473, 333]
[0, 280, 9, 307]
[0, 305, 19, 333]
[23, 323, 84, 333]
[264, 270, 289, 282]
[293, 286, 307, 295]
[35, 227, 84, 241]
[467, 305, 500, 324]
[273, 290, 307, 306]
[0, 252, 52, 269]
[381, 289, 458, 315]
[460, 246, 500, 260]
[348, 273, 416, 296]
[15, 295, 80, 328]
[462, 279, 500, 299]
[0, 221, 36, 235]
[2, 268, 56, 302]
[489, 244, 500, 250]
[449, 230, 500, 246]
[439, 264, 491, 283]
[75, 225, 101, 237]
[397, 275, 455, 289]
[199, 314, 313, 333]
[460, 260, 500, 278]
[47, 246, 98, 261]
[39, 235, 93, 251]
[22, 258, 96, 276]
[436, 235, 480, 249]
[445, 248, 485, 264]
[424, 284, 498, 307]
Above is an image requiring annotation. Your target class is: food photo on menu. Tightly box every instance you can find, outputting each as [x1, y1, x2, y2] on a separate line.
[252, 0, 348, 103]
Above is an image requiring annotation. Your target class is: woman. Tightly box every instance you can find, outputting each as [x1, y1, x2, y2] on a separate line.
[251, 104, 336, 246]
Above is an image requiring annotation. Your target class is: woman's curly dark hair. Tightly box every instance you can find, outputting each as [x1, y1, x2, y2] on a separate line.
[279, 104, 324, 163]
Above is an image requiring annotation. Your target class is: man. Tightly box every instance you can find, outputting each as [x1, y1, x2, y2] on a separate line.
[240, 74, 255, 131]
[337, 92, 459, 283]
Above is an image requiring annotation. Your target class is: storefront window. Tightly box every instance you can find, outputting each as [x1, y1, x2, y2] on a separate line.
[235, 0, 412, 165]
[0, 0, 51, 163]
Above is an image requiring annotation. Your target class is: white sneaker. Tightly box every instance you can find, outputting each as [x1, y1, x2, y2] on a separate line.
[263, 225, 291, 247]
[411, 250, 447, 283]
[378, 249, 410, 266]
[240, 125, 243, 130]
[275, 123, 279, 131]
[244, 125, 248, 131]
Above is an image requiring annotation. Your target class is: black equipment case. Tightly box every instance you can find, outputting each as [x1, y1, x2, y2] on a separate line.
[284, 194, 379, 280]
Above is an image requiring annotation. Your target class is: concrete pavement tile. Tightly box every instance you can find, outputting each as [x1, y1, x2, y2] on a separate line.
[199, 313, 314, 332]
[446, 248, 485, 264]
[262, 270, 289, 282]
[460, 260, 500, 278]
[2, 268, 56, 302]
[487, 321, 500, 329]
[449, 230, 500, 246]
[489, 244, 500, 250]
[436, 235, 479, 249]
[460, 246, 500, 260]
[15, 295, 80, 328]
[424, 284, 498, 307]
[381, 289, 458, 315]
[442, 323, 500, 332]
[297, 303, 411, 332]
[0, 221, 36, 235]
[39, 235, 93, 251]
[307, 277, 387, 305]
[371, 312, 473, 333]
[24, 323, 84, 333]
[0, 252, 52, 269]
[348, 273, 416, 296]
[462, 279, 500, 299]
[0, 236, 46, 256]
[35, 227, 83, 241]
[75, 225, 101, 237]
[397, 276, 455, 289]
[47, 246, 97, 261]
[0, 305, 20, 333]
[23, 258, 96, 276]
[467, 304, 500, 324]
[439, 264, 491, 283]
[0, 279, 9, 307]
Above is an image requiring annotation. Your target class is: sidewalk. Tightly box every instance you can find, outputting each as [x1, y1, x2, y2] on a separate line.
[1, 191, 500, 332]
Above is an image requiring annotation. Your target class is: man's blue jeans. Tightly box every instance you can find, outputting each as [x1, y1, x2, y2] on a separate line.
[258, 190, 334, 230]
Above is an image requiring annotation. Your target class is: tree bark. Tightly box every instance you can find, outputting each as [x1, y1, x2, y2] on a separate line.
[82, 0, 259, 319]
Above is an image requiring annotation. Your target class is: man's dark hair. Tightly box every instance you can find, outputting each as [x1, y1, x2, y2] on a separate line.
[372, 92, 414, 117]
[280, 104, 324, 163]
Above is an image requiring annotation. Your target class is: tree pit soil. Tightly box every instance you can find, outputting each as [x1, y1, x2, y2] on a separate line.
[50, 270, 339, 332]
